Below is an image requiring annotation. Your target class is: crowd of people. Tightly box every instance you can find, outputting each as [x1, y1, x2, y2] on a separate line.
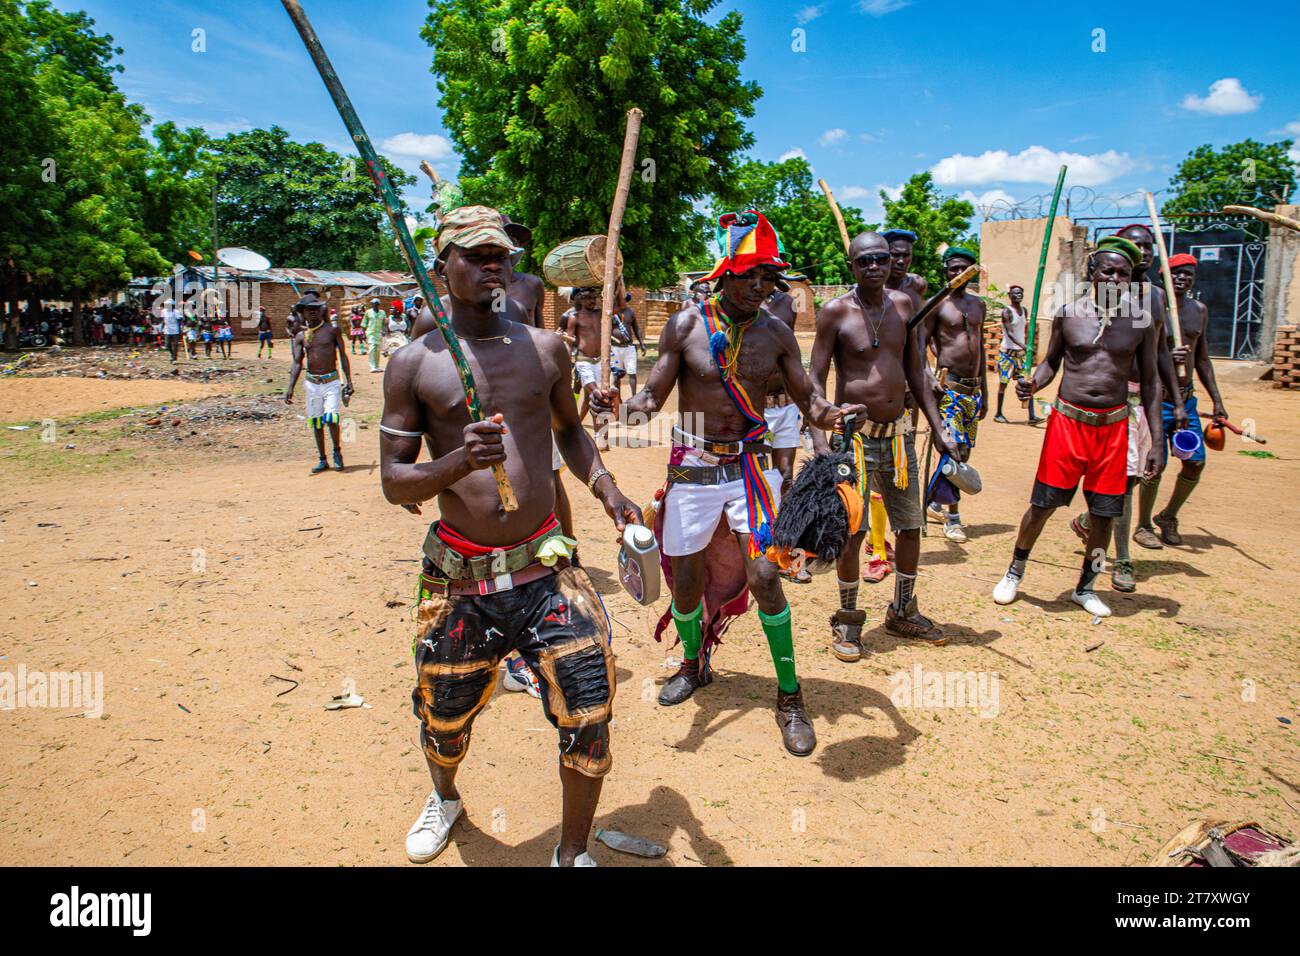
[356, 202, 1231, 867]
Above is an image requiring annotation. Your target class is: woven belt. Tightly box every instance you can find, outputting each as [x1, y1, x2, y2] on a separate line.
[946, 377, 981, 396]
[419, 557, 568, 597]
[421, 524, 565, 581]
[857, 415, 908, 440]
[1052, 398, 1127, 426]
[306, 370, 339, 384]
[668, 457, 769, 485]
[765, 391, 792, 409]
[671, 426, 770, 459]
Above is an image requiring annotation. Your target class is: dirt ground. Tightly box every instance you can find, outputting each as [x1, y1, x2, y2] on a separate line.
[1, 341, 1297, 867]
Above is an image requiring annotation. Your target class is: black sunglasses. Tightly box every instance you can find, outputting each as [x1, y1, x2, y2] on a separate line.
[850, 252, 892, 268]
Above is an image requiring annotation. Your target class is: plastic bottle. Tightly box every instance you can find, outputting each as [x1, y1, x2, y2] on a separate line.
[618, 524, 660, 605]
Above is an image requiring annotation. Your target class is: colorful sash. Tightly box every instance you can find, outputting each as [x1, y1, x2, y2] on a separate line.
[701, 296, 777, 557]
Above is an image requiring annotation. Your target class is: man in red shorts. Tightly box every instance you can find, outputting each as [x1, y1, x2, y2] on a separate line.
[993, 235, 1163, 618]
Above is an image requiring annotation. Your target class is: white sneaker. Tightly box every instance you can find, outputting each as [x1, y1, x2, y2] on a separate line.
[943, 521, 967, 543]
[405, 790, 462, 863]
[551, 846, 598, 867]
[992, 572, 1021, 605]
[926, 502, 946, 523]
[1071, 590, 1111, 618]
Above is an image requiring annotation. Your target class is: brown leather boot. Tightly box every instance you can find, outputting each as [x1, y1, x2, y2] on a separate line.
[829, 608, 867, 662]
[775, 686, 816, 756]
[658, 657, 710, 706]
[884, 597, 948, 646]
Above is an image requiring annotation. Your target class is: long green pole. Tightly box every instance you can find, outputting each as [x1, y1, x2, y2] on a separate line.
[1025, 165, 1068, 381]
[280, 0, 517, 511]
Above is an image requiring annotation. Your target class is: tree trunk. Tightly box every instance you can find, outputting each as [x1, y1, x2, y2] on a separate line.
[71, 296, 85, 346]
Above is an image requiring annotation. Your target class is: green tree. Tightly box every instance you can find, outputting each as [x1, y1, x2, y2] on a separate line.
[1163, 139, 1297, 216]
[880, 172, 976, 290]
[712, 156, 872, 284]
[206, 126, 414, 270]
[424, 0, 761, 288]
[141, 121, 213, 266]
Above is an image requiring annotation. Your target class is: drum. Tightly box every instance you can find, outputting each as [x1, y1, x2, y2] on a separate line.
[543, 235, 623, 288]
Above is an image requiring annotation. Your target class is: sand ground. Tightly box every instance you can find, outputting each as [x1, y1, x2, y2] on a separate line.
[1, 341, 1297, 866]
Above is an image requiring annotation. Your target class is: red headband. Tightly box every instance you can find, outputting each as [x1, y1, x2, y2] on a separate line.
[1167, 253, 1197, 269]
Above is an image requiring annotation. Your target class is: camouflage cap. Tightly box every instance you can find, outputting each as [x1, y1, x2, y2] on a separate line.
[435, 205, 522, 257]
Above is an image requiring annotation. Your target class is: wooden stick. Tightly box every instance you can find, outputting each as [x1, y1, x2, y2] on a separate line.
[418, 160, 439, 185]
[281, 0, 516, 510]
[818, 179, 852, 254]
[1145, 192, 1185, 375]
[600, 108, 643, 389]
[1025, 165, 1067, 378]
[907, 264, 978, 330]
[1224, 204, 1300, 232]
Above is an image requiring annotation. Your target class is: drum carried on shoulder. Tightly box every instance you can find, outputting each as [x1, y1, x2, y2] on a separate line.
[543, 235, 624, 288]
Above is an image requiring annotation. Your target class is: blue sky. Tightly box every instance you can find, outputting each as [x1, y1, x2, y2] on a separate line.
[65, 0, 1300, 225]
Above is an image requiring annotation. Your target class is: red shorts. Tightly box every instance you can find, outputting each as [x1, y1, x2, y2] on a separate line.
[1034, 402, 1128, 497]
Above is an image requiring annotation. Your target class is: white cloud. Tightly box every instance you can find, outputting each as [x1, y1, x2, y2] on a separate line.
[838, 185, 871, 201]
[930, 145, 1134, 187]
[1181, 78, 1262, 116]
[818, 128, 848, 147]
[857, 0, 911, 15]
[959, 189, 1018, 211]
[381, 132, 455, 160]
[779, 147, 807, 162]
[795, 5, 824, 24]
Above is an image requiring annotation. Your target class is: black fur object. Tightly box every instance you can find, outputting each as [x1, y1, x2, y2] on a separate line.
[772, 452, 859, 563]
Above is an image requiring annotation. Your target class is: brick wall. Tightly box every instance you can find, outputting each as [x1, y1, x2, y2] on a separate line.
[1273, 324, 1299, 388]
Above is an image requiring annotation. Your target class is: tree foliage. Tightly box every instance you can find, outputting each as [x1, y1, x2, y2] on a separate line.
[880, 172, 976, 290]
[711, 156, 872, 284]
[424, 0, 761, 288]
[207, 126, 414, 272]
[1162, 139, 1297, 216]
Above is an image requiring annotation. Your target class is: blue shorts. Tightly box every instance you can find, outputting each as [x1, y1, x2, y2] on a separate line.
[1161, 391, 1205, 464]
[258, 331, 272, 343]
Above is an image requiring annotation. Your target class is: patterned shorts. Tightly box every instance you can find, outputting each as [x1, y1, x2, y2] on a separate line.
[938, 388, 981, 450]
[997, 349, 1025, 385]
[411, 564, 615, 778]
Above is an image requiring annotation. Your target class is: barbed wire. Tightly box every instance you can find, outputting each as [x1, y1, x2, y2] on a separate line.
[979, 180, 1295, 222]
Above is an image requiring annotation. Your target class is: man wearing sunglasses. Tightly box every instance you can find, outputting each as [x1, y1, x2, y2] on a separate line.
[811, 232, 957, 660]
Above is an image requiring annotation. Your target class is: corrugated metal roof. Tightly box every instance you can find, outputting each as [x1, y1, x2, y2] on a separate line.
[132, 266, 416, 287]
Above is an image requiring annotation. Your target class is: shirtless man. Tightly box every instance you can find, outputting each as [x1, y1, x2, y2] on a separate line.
[812, 232, 956, 661]
[760, 286, 801, 495]
[503, 217, 545, 328]
[995, 284, 1038, 423]
[884, 228, 927, 309]
[1136, 253, 1227, 545]
[284, 291, 354, 474]
[256, 306, 274, 359]
[380, 205, 640, 867]
[555, 287, 606, 443]
[920, 247, 988, 543]
[994, 235, 1163, 618]
[1070, 224, 1187, 591]
[610, 295, 647, 399]
[608, 211, 861, 756]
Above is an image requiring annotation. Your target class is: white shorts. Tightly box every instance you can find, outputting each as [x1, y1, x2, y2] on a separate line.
[764, 402, 802, 450]
[574, 359, 600, 390]
[306, 377, 342, 425]
[552, 437, 564, 471]
[1126, 390, 1152, 478]
[661, 451, 783, 556]
[610, 344, 637, 376]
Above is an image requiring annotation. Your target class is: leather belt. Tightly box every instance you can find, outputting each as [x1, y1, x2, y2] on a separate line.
[765, 391, 792, 409]
[306, 370, 339, 384]
[668, 457, 769, 485]
[671, 426, 770, 460]
[855, 415, 909, 440]
[421, 524, 565, 581]
[419, 557, 568, 597]
[946, 377, 981, 396]
[1052, 398, 1127, 426]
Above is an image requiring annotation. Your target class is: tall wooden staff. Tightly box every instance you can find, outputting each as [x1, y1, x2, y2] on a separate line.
[600, 108, 643, 388]
[818, 179, 852, 253]
[1146, 192, 1185, 376]
[281, 0, 516, 510]
[1022, 165, 1067, 413]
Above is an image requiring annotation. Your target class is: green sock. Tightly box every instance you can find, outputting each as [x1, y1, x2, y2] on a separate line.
[671, 601, 703, 661]
[1137, 475, 1160, 528]
[1163, 469, 1201, 518]
[758, 604, 798, 694]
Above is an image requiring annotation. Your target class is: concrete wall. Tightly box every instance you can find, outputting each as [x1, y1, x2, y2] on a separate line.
[1261, 204, 1300, 354]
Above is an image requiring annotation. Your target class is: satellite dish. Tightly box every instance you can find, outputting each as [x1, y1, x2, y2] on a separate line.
[217, 247, 271, 271]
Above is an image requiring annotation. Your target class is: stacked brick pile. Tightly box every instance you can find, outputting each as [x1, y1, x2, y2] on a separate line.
[1273, 324, 1299, 388]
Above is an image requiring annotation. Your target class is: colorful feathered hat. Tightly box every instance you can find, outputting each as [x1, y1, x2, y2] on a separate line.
[700, 211, 791, 284]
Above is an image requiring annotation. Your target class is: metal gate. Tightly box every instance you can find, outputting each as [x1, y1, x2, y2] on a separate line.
[1085, 215, 1266, 359]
